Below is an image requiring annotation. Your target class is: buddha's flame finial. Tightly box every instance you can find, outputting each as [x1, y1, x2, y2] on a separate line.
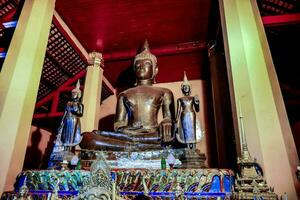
[72, 80, 81, 98]
[182, 71, 191, 86]
[143, 39, 150, 51]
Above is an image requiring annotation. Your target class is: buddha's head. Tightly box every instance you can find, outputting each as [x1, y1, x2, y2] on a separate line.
[134, 40, 158, 84]
[71, 80, 82, 100]
[181, 71, 191, 96]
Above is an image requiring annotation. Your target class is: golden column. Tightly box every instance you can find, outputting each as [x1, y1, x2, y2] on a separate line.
[219, 0, 299, 197]
[81, 52, 104, 132]
[0, 0, 55, 193]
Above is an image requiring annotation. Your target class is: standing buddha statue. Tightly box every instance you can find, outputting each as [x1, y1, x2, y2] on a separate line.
[175, 72, 206, 168]
[175, 72, 203, 149]
[48, 81, 84, 167]
[58, 80, 83, 147]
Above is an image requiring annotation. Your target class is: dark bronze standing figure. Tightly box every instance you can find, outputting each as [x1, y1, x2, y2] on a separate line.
[58, 80, 84, 147]
[176, 72, 203, 149]
[48, 81, 84, 168]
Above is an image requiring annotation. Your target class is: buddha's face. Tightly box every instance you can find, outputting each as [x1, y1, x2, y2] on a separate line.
[181, 85, 191, 95]
[71, 90, 81, 100]
[134, 59, 155, 80]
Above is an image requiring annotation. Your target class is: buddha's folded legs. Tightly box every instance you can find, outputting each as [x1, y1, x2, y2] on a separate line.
[97, 130, 161, 144]
[79, 130, 162, 151]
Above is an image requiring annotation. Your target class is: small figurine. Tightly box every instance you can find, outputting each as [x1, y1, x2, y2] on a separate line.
[175, 72, 203, 149]
[16, 177, 32, 200]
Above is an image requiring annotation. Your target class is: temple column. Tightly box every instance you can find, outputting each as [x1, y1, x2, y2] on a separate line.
[208, 44, 237, 168]
[219, 0, 299, 197]
[81, 52, 104, 132]
[0, 0, 55, 193]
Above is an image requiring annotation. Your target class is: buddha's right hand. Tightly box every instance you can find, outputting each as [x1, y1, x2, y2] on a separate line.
[114, 121, 127, 132]
[159, 118, 173, 142]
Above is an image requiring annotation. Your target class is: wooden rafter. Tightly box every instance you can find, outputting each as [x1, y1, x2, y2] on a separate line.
[103, 41, 207, 62]
[262, 13, 300, 27]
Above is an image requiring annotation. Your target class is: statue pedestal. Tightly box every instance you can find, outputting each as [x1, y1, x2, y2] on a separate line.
[48, 150, 75, 168]
[80, 149, 184, 170]
[179, 148, 206, 169]
[10, 168, 235, 199]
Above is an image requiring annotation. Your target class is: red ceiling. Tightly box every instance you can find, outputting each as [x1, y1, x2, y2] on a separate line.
[55, 0, 213, 86]
[105, 52, 207, 87]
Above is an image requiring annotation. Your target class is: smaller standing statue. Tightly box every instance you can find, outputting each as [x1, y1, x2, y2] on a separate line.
[175, 72, 203, 149]
[48, 81, 84, 168]
[175, 72, 206, 168]
[58, 80, 84, 148]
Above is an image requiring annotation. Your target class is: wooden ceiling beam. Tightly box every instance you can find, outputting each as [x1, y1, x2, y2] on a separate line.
[103, 41, 207, 62]
[262, 13, 300, 27]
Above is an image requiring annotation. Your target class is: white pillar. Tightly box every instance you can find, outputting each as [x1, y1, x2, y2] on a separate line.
[219, 0, 299, 197]
[81, 52, 104, 132]
[0, 0, 55, 193]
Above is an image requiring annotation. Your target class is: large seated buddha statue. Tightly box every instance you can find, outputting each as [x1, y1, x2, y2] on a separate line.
[80, 41, 175, 151]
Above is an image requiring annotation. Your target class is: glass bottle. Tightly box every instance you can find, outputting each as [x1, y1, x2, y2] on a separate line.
[161, 155, 166, 170]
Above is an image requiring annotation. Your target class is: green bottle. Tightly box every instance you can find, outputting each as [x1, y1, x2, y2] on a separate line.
[161, 156, 166, 170]
[75, 159, 81, 170]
